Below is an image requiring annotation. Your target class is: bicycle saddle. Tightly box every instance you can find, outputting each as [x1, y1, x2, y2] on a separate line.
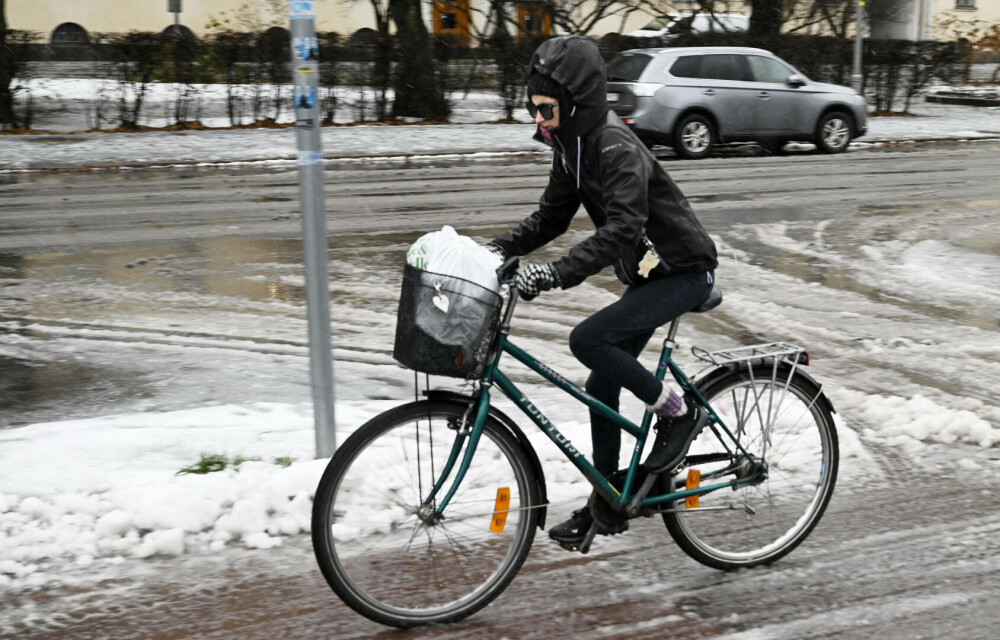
[692, 286, 722, 313]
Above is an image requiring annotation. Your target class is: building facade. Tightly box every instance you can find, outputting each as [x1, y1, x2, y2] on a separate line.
[871, 0, 1000, 40]
[7, 0, 998, 45]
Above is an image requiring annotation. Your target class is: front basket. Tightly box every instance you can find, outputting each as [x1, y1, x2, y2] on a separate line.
[393, 263, 502, 379]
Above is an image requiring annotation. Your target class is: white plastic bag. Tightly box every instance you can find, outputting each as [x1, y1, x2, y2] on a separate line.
[406, 226, 502, 292]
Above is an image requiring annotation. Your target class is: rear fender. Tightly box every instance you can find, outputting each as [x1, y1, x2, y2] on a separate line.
[425, 389, 548, 529]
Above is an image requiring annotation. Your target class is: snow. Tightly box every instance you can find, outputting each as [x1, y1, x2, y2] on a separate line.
[1, 75, 999, 592]
[833, 390, 1000, 451]
[0, 356, 989, 590]
[1, 77, 999, 171]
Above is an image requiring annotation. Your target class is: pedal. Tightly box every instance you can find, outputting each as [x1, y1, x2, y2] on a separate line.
[577, 522, 598, 555]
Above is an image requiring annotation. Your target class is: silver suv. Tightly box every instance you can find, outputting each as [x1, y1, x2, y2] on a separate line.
[606, 47, 868, 159]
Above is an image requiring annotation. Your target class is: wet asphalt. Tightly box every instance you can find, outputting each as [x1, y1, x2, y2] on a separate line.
[1, 141, 1000, 638]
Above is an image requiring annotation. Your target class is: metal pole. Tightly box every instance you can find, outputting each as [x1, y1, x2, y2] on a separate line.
[168, 0, 181, 26]
[289, 0, 336, 458]
[852, 1, 865, 95]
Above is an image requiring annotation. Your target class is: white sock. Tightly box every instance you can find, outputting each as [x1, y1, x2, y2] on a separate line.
[646, 387, 686, 417]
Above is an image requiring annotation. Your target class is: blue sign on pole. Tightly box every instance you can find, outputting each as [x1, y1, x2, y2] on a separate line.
[293, 37, 319, 62]
[290, 1, 315, 20]
[294, 86, 317, 110]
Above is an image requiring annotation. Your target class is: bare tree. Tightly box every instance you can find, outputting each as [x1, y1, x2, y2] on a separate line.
[361, 0, 393, 120]
[548, 0, 640, 35]
[748, 0, 783, 36]
[389, 0, 449, 120]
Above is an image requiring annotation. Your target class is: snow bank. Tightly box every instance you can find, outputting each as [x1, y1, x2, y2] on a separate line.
[831, 388, 1000, 454]
[0, 403, 363, 589]
[0, 381, 993, 590]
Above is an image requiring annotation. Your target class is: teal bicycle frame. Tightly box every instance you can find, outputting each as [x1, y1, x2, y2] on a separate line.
[426, 298, 764, 521]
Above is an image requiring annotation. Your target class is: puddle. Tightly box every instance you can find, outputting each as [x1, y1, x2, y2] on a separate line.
[0, 355, 151, 428]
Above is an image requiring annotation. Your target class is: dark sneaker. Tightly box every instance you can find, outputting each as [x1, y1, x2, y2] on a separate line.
[643, 404, 708, 474]
[548, 507, 593, 546]
[548, 503, 630, 549]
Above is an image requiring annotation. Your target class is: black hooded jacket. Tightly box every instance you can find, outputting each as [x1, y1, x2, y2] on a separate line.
[491, 36, 718, 289]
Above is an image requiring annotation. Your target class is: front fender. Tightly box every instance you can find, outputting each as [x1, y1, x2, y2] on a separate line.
[426, 389, 549, 529]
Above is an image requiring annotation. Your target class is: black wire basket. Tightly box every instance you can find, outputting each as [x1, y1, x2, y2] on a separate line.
[393, 263, 502, 379]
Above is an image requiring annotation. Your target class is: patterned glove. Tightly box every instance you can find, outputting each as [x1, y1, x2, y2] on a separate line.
[515, 263, 561, 301]
[484, 242, 507, 260]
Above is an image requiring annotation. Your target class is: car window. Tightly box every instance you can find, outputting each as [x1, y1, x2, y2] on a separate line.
[607, 53, 653, 82]
[701, 54, 751, 81]
[669, 55, 702, 78]
[746, 55, 796, 83]
[670, 54, 751, 81]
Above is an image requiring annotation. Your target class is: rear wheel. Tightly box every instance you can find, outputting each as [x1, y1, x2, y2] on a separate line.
[673, 113, 715, 159]
[662, 364, 838, 570]
[815, 111, 853, 153]
[312, 400, 540, 628]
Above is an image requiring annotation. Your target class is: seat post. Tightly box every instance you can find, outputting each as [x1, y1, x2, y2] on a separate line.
[665, 316, 682, 345]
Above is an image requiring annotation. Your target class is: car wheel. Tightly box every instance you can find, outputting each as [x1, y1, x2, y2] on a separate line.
[673, 114, 715, 160]
[815, 112, 853, 154]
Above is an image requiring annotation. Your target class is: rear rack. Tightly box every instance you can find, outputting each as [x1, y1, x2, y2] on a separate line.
[691, 342, 807, 366]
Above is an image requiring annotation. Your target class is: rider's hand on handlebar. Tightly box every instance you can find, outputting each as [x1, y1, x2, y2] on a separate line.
[515, 263, 561, 301]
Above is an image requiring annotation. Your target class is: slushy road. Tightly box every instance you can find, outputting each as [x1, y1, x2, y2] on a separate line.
[1, 141, 999, 639]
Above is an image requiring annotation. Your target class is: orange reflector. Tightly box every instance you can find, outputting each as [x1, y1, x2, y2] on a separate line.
[685, 469, 701, 509]
[490, 487, 511, 533]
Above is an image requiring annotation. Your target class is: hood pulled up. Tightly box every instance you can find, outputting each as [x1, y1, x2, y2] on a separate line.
[528, 36, 609, 143]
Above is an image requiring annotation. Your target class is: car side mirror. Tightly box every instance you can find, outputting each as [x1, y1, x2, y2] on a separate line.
[787, 74, 806, 88]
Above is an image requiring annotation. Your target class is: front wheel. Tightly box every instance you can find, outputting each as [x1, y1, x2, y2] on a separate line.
[662, 364, 839, 570]
[673, 113, 716, 159]
[814, 111, 853, 153]
[312, 400, 540, 628]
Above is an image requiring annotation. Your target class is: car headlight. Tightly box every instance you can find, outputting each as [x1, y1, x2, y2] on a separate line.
[631, 83, 663, 97]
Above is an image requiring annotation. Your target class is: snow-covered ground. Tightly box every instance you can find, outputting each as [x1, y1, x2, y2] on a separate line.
[2, 79, 1000, 593]
[3, 235, 999, 592]
[1, 78, 999, 171]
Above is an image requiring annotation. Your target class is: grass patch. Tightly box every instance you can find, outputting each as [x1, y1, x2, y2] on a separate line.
[176, 453, 295, 475]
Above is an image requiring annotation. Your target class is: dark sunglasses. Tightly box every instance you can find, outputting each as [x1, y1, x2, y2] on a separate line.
[526, 101, 558, 120]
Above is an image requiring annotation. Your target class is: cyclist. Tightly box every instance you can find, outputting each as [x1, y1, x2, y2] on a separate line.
[484, 36, 719, 547]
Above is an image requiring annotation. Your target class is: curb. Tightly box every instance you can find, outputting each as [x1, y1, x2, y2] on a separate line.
[3, 136, 1000, 174]
[0, 148, 549, 174]
[925, 94, 1000, 107]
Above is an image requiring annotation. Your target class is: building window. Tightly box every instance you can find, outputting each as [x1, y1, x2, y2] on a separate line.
[51, 22, 90, 45]
[515, 3, 552, 37]
[955, 0, 976, 9]
[433, 0, 471, 46]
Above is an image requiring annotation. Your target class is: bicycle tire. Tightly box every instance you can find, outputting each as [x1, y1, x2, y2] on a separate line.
[662, 363, 838, 570]
[312, 400, 540, 628]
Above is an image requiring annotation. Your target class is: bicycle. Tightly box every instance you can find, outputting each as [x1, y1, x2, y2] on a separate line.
[312, 258, 839, 628]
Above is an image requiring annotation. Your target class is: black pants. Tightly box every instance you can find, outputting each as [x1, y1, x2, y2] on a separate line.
[568, 271, 714, 476]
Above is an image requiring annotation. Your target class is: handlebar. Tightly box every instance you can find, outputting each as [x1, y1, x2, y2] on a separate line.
[496, 256, 520, 285]
[496, 256, 520, 331]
